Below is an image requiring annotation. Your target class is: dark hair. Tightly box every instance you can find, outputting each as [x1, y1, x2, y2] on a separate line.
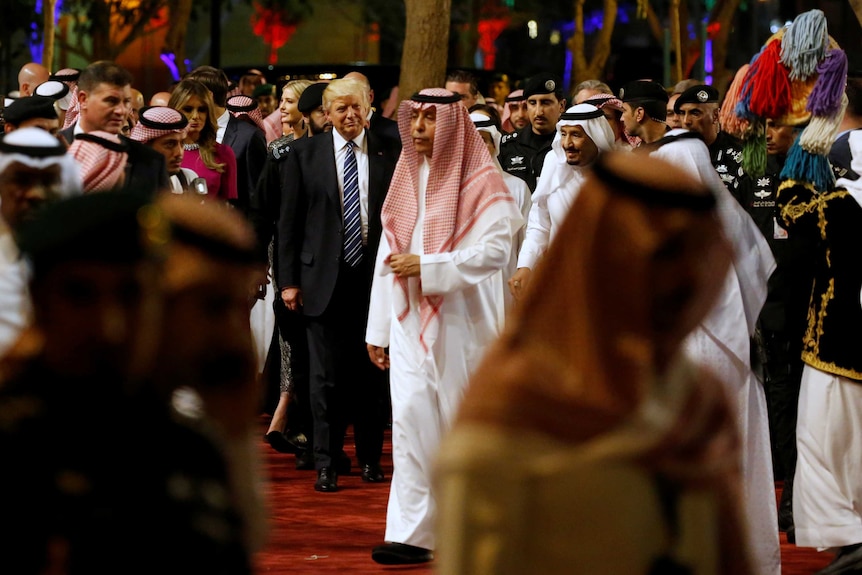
[185, 66, 230, 107]
[468, 103, 502, 132]
[446, 70, 479, 96]
[78, 61, 133, 93]
[629, 99, 667, 122]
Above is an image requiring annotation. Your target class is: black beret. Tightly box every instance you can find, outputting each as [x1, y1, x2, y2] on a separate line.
[3, 95, 58, 125]
[17, 193, 167, 280]
[673, 84, 720, 113]
[619, 80, 668, 103]
[298, 82, 328, 114]
[522, 73, 564, 100]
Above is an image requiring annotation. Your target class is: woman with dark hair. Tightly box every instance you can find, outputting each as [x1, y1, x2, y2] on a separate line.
[169, 79, 237, 202]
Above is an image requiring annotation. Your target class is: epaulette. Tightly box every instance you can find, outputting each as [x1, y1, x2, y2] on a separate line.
[501, 132, 518, 145]
[268, 136, 292, 161]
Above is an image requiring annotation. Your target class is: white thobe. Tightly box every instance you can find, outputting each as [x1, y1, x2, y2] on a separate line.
[652, 132, 781, 575]
[366, 161, 522, 550]
[0, 225, 31, 357]
[516, 167, 586, 271]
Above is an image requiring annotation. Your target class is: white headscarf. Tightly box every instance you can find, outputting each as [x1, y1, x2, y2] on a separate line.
[469, 111, 503, 170]
[836, 130, 862, 208]
[532, 104, 615, 205]
[0, 127, 81, 198]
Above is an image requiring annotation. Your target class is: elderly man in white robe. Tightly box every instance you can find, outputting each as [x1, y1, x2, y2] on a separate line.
[365, 88, 523, 565]
[0, 128, 80, 355]
[649, 128, 781, 575]
[508, 103, 615, 301]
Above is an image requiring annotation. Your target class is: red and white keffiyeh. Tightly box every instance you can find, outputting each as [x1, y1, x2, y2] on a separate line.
[129, 106, 188, 144]
[68, 131, 128, 193]
[226, 95, 266, 133]
[383, 87, 520, 351]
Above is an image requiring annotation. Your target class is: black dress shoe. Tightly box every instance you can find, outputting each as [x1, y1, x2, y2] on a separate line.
[264, 431, 296, 454]
[360, 463, 385, 482]
[815, 543, 862, 574]
[336, 451, 352, 475]
[371, 542, 433, 565]
[314, 467, 338, 492]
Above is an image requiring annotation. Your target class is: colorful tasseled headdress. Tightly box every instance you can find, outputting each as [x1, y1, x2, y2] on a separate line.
[721, 9, 847, 191]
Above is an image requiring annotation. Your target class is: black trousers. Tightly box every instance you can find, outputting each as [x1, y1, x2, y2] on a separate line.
[305, 261, 387, 470]
[759, 327, 803, 482]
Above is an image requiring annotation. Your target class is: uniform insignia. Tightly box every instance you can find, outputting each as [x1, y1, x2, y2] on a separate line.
[755, 188, 772, 198]
[757, 176, 771, 187]
[501, 132, 518, 144]
[545, 80, 556, 92]
[268, 137, 291, 160]
[510, 155, 524, 165]
[697, 90, 709, 102]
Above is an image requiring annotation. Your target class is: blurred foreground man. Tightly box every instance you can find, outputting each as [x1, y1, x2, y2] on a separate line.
[0, 193, 255, 574]
[0, 128, 79, 355]
[434, 151, 754, 575]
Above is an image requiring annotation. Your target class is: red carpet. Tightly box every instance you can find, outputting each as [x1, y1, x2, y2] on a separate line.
[253, 416, 834, 574]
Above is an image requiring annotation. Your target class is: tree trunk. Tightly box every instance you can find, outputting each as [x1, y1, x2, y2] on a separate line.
[670, 0, 682, 84]
[89, 0, 111, 60]
[851, 0, 862, 28]
[43, 0, 57, 70]
[710, 0, 743, 95]
[398, 0, 452, 108]
[164, 0, 194, 75]
[567, 0, 618, 88]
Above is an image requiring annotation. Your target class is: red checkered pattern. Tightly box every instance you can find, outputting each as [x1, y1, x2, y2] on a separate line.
[227, 95, 266, 132]
[383, 88, 518, 351]
[68, 131, 128, 193]
[130, 106, 188, 143]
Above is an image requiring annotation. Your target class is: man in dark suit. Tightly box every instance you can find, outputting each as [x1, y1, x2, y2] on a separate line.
[344, 71, 401, 142]
[185, 66, 267, 217]
[277, 76, 401, 492]
[57, 60, 168, 196]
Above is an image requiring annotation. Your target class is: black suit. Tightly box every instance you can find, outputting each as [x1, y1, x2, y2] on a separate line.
[223, 115, 267, 216]
[276, 129, 400, 471]
[369, 111, 401, 143]
[60, 124, 169, 197]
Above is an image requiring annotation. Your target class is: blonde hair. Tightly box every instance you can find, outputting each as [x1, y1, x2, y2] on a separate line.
[323, 78, 369, 114]
[169, 78, 226, 173]
[283, 79, 313, 100]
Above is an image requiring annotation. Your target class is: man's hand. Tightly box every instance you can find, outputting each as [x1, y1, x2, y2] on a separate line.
[508, 267, 532, 301]
[367, 344, 390, 370]
[389, 253, 421, 277]
[281, 287, 302, 311]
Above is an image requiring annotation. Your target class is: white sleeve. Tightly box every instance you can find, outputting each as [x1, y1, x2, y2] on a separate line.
[515, 194, 550, 270]
[365, 232, 393, 348]
[419, 216, 514, 295]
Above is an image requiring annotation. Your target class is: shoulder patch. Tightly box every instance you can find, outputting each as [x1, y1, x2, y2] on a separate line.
[268, 136, 292, 161]
[501, 132, 518, 145]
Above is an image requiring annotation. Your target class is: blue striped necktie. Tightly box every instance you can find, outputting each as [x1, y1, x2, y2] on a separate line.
[342, 140, 363, 267]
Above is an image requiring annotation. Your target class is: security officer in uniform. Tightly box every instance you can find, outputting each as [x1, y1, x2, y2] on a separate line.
[499, 73, 566, 193]
[673, 84, 747, 198]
